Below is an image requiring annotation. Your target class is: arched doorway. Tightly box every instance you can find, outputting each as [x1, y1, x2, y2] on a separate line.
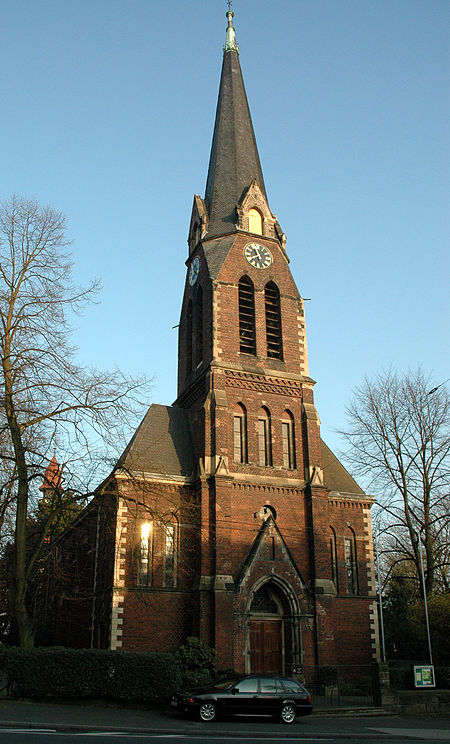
[246, 580, 302, 675]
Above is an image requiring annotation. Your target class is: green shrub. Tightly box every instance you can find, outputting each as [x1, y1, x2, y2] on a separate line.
[175, 637, 216, 688]
[6, 647, 181, 702]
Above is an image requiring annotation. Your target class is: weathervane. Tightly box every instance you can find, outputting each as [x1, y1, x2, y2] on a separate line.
[227, 0, 232, 9]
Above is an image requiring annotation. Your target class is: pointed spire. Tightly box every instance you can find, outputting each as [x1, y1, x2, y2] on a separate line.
[204, 7, 267, 239]
[40, 455, 63, 494]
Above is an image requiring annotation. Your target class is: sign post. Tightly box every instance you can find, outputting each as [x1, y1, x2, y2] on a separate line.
[414, 665, 435, 688]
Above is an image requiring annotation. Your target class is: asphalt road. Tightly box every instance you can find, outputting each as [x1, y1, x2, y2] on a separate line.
[0, 700, 448, 744]
[0, 732, 449, 744]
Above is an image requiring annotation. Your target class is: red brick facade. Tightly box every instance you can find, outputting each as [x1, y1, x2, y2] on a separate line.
[53, 12, 380, 676]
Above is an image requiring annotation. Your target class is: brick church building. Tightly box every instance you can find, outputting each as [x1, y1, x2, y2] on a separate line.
[52, 9, 380, 676]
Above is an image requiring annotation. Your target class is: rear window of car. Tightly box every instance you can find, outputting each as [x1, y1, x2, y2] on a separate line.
[260, 677, 283, 693]
[281, 678, 305, 693]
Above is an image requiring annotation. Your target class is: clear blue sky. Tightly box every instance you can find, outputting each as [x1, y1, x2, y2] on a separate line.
[1, 0, 449, 459]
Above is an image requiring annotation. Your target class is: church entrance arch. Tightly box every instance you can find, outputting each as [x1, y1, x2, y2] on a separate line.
[245, 579, 302, 675]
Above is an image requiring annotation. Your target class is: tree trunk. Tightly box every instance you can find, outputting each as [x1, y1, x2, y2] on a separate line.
[3, 344, 35, 647]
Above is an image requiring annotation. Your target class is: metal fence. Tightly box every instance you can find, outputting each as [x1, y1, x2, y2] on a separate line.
[302, 664, 381, 709]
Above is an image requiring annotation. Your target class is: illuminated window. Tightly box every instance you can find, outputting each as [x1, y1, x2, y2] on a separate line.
[137, 522, 153, 587]
[233, 403, 248, 463]
[345, 530, 358, 595]
[163, 523, 178, 588]
[258, 407, 272, 466]
[239, 276, 256, 355]
[281, 410, 296, 468]
[248, 208, 262, 234]
[265, 282, 283, 359]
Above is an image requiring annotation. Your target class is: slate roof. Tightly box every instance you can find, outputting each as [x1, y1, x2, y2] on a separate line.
[202, 235, 236, 279]
[114, 404, 363, 496]
[115, 404, 198, 479]
[204, 45, 267, 240]
[321, 440, 365, 496]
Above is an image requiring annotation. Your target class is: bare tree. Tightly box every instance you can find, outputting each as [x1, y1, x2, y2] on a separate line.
[341, 367, 450, 597]
[0, 194, 151, 646]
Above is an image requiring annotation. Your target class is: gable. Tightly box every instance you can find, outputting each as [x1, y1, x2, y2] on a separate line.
[236, 515, 307, 590]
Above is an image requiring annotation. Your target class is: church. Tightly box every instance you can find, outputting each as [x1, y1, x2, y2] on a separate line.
[52, 9, 380, 678]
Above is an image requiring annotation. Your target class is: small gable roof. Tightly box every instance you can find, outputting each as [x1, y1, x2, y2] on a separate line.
[321, 440, 365, 496]
[115, 404, 198, 479]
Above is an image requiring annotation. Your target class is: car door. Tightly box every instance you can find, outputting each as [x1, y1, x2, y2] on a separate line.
[227, 676, 260, 714]
[258, 676, 284, 716]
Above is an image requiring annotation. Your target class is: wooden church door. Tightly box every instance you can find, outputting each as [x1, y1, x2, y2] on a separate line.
[250, 619, 282, 673]
[249, 585, 284, 674]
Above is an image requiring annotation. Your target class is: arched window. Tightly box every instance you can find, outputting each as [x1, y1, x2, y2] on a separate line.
[258, 406, 272, 466]
[345, 529, 358, 595]
[137, 521, 153, 587]
[239, 276, 256, 355]
[163, 520, 178, 588]
[195, 286, 203, 366]
[265, 281, 283, 359]
[281, 410, 296, 468]
[330, 527, 338, 591]
[233, 403, 248, 463]
[250, 586, 279, 614]
[186, 300, 193, 373]
[248, 208, 262, 234]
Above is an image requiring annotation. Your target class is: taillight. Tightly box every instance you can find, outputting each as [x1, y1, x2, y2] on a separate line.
[307, 695, 311, 703]
[187, 698, 195, 704]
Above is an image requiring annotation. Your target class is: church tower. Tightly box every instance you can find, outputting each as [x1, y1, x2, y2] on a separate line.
[173, 9, 379, 674]
[53, 8, 379, 682]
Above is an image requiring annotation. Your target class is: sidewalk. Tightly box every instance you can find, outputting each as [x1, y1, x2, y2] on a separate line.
[0, 698, 449, 739]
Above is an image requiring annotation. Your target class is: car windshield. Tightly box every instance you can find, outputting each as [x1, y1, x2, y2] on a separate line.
[215, 678, 240, 689]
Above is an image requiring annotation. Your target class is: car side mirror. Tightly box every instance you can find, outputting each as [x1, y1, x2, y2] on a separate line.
[231, 688, 239, 694]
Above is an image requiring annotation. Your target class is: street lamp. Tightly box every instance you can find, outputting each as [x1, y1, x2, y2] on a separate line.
[374, 531, 386, 663]
[415, 531, 433, 666]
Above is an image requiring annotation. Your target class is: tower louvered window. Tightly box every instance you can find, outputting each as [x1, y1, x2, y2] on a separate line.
[265, 282, 283, 359]
[195, 287, 203, 366]
[238, 276, 256, 355]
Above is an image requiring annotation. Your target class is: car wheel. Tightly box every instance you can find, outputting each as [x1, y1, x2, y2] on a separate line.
[199, 701, 217, 722]
[280, 703, 296, 724]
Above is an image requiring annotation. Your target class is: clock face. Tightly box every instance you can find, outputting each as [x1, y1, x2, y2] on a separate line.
[188, 256, 200, 286]
[244, 243, 273, 269]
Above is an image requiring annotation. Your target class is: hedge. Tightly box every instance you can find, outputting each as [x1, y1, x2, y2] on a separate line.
[2, 647, 182, 702]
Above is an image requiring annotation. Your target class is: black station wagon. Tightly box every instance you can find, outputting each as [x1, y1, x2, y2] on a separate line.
[171, 674, 313, 724]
